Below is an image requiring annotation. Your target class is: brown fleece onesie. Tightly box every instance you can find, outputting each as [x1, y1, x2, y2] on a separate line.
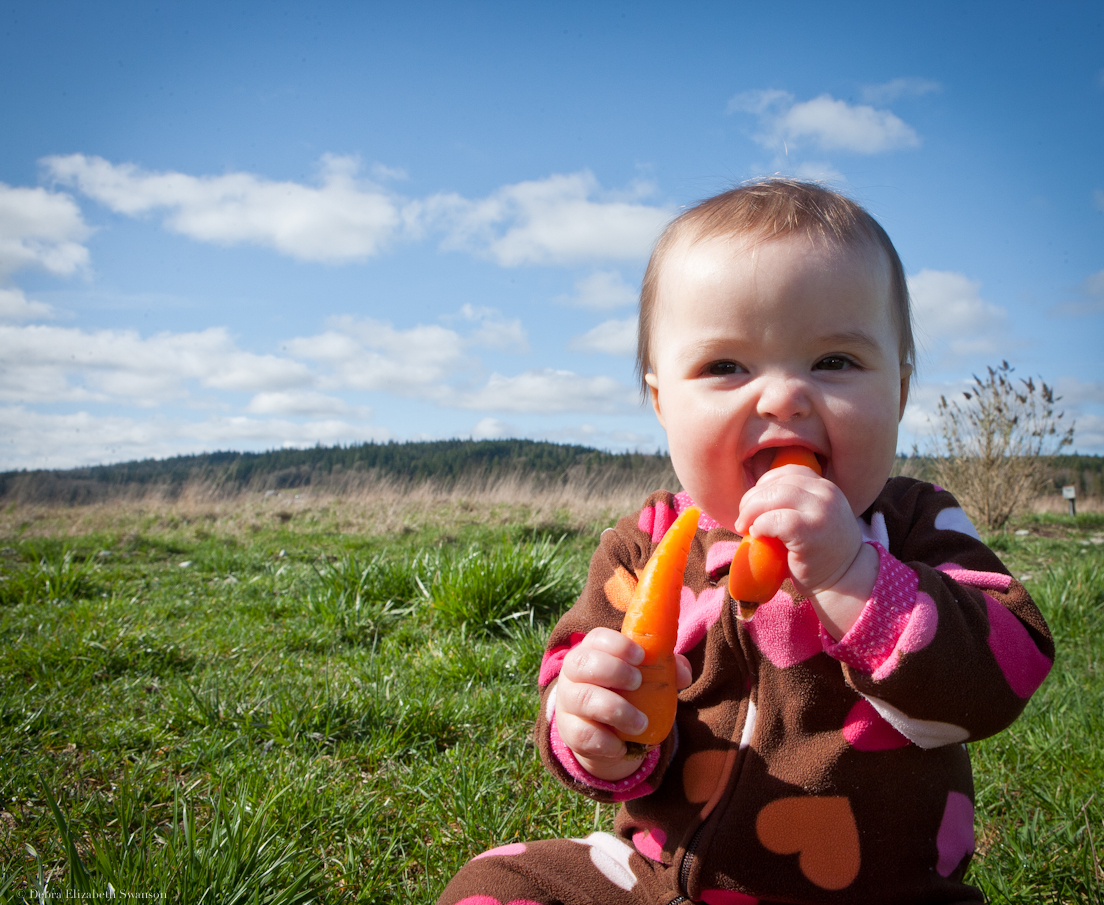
[437, 478, 1054, 905]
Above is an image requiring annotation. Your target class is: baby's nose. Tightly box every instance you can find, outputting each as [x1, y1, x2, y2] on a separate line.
[755, 377, 812, 421]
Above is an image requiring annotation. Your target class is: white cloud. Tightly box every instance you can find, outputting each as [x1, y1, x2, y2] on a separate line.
[43, 153, 405, 263]
[0, 308, 630, 422]
[0, 405, 394, 471]
[900, 372, 1104, 456]
[0, 286, 55, 322]
[1052, 269, 1104, 316]
[468, 418, 662, 452]
[781, 95, 920, 153]
[728, 90, 920, 155]
[899, 381, 952, 449]
[423, 171, 671, 266]
[1067, 413, 1104, 454]
[559, 270, 638, 309]
[471, 416, 514, 440]
[286, 315, 476, 397]
[454, 368, 639, 414]
[245, 390, 358, 417]
[0, 323, 314, 406]
[534, 423, 662, 452]
[570, 316, 637, 356]
[860, 78, 941, 105]
[1054, 376, 1104, 407]
[455, 303, 530, 351]
[908, 270, 1010, 365]
[790, 161, 847, 185]
[0, 182, 91, 280]
[42, 156, 670, 270]
[1084, 270, 1104, 297]
[727, 89, 793, 116]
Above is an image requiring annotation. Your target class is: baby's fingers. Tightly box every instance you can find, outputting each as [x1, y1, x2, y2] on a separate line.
[562, 632, 643, 692]
[675, 653, 693, 690]
[556, 676, 648, 739]
[555, 711, 631, 763]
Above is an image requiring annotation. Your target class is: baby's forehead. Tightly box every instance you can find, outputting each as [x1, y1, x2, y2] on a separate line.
[670, 226, 884, 267]
[649, 229, 901, 352]
[657, 229, 892, 299]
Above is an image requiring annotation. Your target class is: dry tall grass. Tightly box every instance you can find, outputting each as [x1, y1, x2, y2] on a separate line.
[4, 461, 1096, 543]
[0, 464, 683, 540]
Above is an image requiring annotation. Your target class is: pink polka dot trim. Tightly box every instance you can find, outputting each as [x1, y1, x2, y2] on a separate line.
[673, 491, 722, 531]
[823, 542, 919, 674]
[548, 711, 659, 800]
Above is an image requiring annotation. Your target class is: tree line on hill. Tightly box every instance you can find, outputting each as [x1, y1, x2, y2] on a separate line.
[0, 439, 1099, 508]
[0, 439, 677, 505]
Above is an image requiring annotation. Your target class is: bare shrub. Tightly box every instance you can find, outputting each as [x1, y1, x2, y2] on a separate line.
[929, 361, 1074, 529]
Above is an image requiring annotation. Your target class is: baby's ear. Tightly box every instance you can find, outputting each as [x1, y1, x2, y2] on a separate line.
[898, 363, 913, 420]
[644, 372, 665, 428]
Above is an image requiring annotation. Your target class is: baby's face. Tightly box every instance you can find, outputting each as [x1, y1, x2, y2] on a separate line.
[645, 232, 911, 532]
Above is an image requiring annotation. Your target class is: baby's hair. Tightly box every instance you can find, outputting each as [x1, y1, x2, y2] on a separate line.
[636, 178, 914, 394]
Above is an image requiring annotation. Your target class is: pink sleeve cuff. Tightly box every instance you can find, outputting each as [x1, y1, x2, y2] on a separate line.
[822, 542, 919, 674]
[548, 711, 661, 801]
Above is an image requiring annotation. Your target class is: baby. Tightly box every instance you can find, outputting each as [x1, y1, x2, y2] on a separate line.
[437, 180, 1054, 904]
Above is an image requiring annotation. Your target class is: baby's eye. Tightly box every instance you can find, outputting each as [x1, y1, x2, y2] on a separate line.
[814, 355, 855, 372]
[707, 360, 745, 376]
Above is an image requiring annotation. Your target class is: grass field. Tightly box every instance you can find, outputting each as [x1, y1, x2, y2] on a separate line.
[1, 489, 1102, 903]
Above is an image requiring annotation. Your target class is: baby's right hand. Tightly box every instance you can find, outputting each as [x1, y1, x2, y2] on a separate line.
[554, 627, 690, 781]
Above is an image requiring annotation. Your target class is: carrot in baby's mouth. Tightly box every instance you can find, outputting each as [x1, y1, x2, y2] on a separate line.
[617, 505, 699, 756]
[729, 446, 822, 619]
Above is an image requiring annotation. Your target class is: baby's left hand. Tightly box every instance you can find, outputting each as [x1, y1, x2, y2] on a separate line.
[734, 464, 876, 638]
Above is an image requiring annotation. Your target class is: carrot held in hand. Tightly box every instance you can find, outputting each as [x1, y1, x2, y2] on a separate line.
[729, 447, 822, 619]
[617, 505, 700, 755]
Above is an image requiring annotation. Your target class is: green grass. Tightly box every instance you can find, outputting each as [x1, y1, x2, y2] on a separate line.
[1, 508, 1101, 902]
[427, 535, 580, 633]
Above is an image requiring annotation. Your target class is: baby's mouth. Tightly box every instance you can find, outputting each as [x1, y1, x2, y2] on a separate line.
[744, 447, 782, 486]
[744, 446, 825, 486]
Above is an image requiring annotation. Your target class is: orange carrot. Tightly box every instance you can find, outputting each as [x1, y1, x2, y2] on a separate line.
[769, 446, 822, 473]
[617, 505, 700, 752]
[729, 534, 789, 606]
[729, 447, 823, 615]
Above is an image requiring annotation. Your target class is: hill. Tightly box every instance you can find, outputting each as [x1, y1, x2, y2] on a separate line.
[0, 439, 677, 506]
[2, 442, 1099, 509]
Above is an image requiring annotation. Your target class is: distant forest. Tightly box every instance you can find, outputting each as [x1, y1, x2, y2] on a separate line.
[1, 439, 1100, 506]
[0, 439, 677, 505]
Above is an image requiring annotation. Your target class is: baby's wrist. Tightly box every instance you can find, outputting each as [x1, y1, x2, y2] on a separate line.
[575, 751, 648, 782]
[811, 541, 879, 641]
[549, 709, 661, 791]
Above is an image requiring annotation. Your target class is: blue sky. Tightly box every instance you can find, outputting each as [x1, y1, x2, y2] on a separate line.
[1, 1, 1102, 470]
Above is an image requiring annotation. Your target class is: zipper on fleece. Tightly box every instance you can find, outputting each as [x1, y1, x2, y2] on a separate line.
[672, 666, 758, 902]
[675, 819, 709, 900]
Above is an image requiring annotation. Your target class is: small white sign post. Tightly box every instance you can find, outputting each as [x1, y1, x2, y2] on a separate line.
[1062, 485, 1077, 517]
